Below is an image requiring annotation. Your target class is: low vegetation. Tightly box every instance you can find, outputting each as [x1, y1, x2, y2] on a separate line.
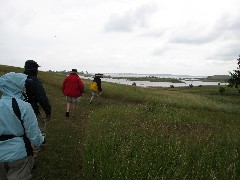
[112, 76, 183, 83]
[203, 75, 231, 83]
[1, 65, 240, 179]
[182, 75, 230, 83]
[106, 75, 230, 84]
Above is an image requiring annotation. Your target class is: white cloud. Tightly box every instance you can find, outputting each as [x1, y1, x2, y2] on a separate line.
[0, 0, 239, 76]
[104, 3, 158, 32]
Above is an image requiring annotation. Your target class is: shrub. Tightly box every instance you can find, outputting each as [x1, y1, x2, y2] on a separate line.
[229, 55, 240, 89]
[219, 87, 225, 95]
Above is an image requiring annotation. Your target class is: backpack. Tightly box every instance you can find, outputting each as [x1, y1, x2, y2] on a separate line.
[89, 82, 99, 92]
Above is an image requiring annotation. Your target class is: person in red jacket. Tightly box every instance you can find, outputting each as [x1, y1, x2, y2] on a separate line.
[62, 69, 84, 118]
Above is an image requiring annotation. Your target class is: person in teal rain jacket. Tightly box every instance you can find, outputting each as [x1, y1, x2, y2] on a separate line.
[0, 72, 45, 180]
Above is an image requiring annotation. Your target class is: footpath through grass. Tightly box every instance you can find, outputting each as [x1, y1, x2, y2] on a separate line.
[1, 65, 240, 179]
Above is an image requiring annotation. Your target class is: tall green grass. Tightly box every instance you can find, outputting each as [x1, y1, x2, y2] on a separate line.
[83, 86, 240, 179]
[1, 64, 240, 179]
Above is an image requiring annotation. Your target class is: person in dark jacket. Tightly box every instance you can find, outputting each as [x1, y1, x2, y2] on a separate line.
[24, 60, 51, 136]
[62, 69, 84, 118]
[89, 73, 103, 104]
[94, 74, 103, 93]
[23, 60, 51, 162]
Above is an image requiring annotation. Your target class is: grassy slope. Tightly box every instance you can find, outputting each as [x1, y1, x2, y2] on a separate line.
[1, 65, 240, 179]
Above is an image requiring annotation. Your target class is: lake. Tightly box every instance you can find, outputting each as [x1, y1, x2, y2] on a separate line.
[81, 73, 228, 87]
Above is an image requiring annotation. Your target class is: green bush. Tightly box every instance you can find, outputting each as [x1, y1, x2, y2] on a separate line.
[219, 87, 225, 94]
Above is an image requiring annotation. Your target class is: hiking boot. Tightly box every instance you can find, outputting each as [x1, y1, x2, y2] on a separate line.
[65, 112, 69, 117]
[32, 163, 37, 170]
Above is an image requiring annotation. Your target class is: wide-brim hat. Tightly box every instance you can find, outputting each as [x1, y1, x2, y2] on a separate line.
[94, 73, 103, 78]
[71, 69, 78, 73]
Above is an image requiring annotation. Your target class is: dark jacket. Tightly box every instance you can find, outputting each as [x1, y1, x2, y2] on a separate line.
[94, 77, 102, 92]
[23, 60, 51, 116]
[25, 75, 51, 116]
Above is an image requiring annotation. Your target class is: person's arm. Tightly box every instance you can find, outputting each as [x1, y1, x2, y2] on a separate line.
[20, 101, 45, 147]
[34, 78, 51, 117]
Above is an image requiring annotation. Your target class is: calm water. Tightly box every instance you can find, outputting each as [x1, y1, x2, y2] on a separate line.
[82, 73, 227, 88]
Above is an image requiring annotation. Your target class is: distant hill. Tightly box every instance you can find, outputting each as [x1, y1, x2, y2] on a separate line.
[207, 75, 230, 79]
[204, 75, 230, 82]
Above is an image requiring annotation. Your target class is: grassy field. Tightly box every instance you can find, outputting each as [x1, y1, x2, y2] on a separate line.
[1, 65, 240, 179]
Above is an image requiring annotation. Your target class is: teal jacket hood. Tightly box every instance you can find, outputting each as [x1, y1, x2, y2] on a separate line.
[0, 72, 27, 99]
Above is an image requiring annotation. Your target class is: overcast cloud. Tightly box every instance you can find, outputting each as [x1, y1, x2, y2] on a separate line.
[0, 0, 239, 76]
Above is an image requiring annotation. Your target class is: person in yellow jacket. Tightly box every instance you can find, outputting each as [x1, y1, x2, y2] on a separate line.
[89, 74, 103, 104]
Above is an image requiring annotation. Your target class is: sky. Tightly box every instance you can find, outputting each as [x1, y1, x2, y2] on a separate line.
[0, 0, 239, 76]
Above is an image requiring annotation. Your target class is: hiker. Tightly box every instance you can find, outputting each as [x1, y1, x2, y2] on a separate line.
[62, 69, 85, 118]
[23, 60, 51, 163]
[89, 73, 103, 104]
[0, 72, 45, 180]
[24, 60, 52, 136]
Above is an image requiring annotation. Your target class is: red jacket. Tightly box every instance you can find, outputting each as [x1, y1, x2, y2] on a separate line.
[62, 73, 85, 97]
